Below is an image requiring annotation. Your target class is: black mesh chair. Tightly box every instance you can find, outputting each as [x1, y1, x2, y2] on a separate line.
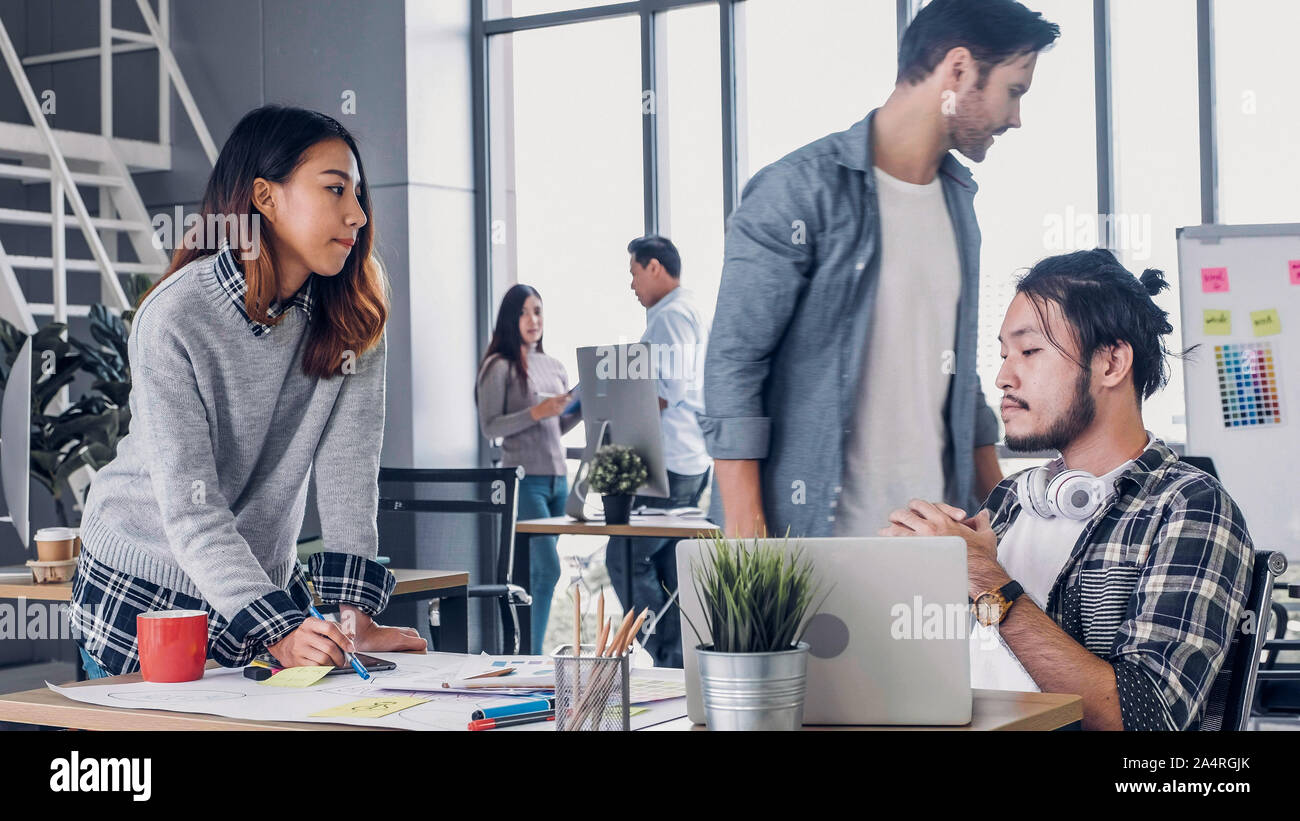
[377, 466, 530, 654]
[1252, 578, 1300, 722]
[1202, 550, 1287, 730]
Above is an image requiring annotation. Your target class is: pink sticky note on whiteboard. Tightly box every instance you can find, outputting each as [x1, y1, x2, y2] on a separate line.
[1290, 260, 1300, 285]
[1201, 267, 1229, 293]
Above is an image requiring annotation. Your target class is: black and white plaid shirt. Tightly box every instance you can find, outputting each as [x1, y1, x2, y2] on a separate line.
[213, 243, 315, 336]
[72, 550, 395, 676]
[984, 439, 1254, 730]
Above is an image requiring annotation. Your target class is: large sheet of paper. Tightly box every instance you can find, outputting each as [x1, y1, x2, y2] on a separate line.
[47, 651, 687, 730]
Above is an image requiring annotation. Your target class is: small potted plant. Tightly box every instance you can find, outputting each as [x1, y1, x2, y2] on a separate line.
[683, 533, 825, 731]
[586, 444, 647, 525]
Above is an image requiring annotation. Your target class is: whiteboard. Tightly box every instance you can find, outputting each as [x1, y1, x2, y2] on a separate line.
[1177, 224, 1300, 558]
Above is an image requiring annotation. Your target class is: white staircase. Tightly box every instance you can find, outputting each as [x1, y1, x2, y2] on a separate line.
[0, 0, 216, 334]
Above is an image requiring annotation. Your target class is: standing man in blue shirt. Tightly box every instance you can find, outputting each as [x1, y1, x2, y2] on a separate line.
[702, 0, 1060, 538]
[607, 235, 710, 667]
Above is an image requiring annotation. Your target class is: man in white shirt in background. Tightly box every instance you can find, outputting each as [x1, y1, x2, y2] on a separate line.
[605, 235, 710, 668]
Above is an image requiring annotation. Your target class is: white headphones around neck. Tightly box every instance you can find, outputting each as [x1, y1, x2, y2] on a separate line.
[1015, 462, 1107, 521]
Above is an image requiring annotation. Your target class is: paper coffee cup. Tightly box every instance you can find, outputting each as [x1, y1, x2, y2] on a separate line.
[34, 527, 76, 562]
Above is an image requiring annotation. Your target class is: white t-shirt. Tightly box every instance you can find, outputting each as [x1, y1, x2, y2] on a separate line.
[835, 166, 962, 536]
[969, 437, 1154, 691]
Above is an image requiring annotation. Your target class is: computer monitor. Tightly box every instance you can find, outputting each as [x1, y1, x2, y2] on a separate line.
[0, 337, 31, 549]
[565, 343, 670, 521]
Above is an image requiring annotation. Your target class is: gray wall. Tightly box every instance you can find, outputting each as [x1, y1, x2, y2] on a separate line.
[0, 0, 493, 664]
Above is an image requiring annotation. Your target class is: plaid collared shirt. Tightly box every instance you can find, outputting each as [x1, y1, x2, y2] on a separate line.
[983, 439, 1253, 731]
[213, 243, 315, 336]
[71, 550, 395, 676]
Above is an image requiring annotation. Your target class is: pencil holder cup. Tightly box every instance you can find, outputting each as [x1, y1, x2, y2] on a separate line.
[553, 645, 631, 731]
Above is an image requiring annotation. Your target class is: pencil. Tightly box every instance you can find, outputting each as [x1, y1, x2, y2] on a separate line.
[595, 617, 611, 657]
[596, 587, 605, 639]
[624, 608, 650, 655]
[607, 609, 636, 657]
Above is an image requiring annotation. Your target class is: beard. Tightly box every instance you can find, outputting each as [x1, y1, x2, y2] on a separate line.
[1005, 368, 1096, 453]
[948, 85, 994, 162]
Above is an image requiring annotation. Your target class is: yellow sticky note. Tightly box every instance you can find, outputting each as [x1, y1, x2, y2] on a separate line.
[1203, 309, 1232, 336]
[1251, 309, 1282, 337]
[261, 665, 333, 688]
[310, 696, 428, 718]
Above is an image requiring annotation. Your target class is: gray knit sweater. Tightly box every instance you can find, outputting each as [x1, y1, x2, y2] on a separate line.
[79, 250, 386, 626]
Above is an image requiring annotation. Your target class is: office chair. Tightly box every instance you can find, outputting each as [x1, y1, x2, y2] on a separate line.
[1253, 578, 1300, 722]
[377, 466, 531, 654]
[1202, 549, 1287, 730]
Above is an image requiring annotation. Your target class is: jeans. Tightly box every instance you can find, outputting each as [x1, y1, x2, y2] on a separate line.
[606, 468, 709, 668]
[518, 473, 568, 655]
[78, 646, 111, 679]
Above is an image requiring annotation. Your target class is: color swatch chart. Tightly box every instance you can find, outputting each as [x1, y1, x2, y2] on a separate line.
[1215, 342, 1283, 428]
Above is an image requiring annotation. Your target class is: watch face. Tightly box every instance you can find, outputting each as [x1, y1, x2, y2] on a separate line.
[975, 594, 1002, 626]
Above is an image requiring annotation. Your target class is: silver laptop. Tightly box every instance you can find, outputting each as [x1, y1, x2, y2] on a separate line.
[677, 537, 972, 726]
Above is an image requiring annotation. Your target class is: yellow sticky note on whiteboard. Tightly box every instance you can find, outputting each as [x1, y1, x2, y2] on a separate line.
[1251, 309, 1281, 337]
[310, 696, 428, 718]
[260, 665, 333, 688]
[1203, 309, 1231, 336]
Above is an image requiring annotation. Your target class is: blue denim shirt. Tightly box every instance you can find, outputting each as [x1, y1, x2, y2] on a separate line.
[701, 110, 1000, 537]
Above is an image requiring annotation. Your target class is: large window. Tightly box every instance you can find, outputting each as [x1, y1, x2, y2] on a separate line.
[487, 14, 645, 410]
[1214, 0, 1300, 224]
[1112, 0, 1200, 443]
[663, 4, 725, 327]
[738, 0, 898, 185]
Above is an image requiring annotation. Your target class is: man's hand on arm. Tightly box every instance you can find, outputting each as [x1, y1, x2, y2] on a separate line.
[714, 459, 767, 538]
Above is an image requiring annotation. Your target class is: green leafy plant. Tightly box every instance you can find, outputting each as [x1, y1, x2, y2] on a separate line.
[0, 297, 140, 526]
[683, 533, 828, 654]
[587, 444, 647, 496]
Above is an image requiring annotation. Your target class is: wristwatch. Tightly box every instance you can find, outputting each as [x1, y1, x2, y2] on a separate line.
[972, 580, 1024, 627]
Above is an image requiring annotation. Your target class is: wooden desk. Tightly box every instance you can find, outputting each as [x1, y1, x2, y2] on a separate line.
[514, 516, 719, 649]
[645, 690, 1084, 732]
[0, 568, 472, 674]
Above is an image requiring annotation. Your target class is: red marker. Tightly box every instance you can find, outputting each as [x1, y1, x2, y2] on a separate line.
[467, 711, 555, 731]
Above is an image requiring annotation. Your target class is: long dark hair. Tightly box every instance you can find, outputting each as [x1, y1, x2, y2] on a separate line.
[144, 105, 388, 380]
[478, 284, 543, 395]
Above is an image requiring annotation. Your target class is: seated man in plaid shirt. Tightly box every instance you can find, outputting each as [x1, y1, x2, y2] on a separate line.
[881, 248, 1254, 730]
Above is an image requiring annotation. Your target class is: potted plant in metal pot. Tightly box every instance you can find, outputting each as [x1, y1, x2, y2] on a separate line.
[586, 444, 647, 525]
[683, 533, 826, 731]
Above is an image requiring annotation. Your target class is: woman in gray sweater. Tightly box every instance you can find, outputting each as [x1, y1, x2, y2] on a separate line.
[69, 106, 425, 678]
[476, 284, 580, 653]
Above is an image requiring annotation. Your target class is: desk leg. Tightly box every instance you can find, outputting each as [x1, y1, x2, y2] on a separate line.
[623, 539, 633, 617]
[515, 531, 532, 654]
[441, 590, 469, 654]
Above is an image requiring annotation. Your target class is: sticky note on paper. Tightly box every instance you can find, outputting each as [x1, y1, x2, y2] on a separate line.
[261, 665, 333, 688]
[1203, 309, 1232, 336]
[310, 696, 428, 718]
[1290, 260, 1300, 285]
[1251, 309, 1282, 337]
[1201, 267, 1230, 293]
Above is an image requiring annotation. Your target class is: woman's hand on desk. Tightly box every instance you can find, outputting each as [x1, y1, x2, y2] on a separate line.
[342, 604, 428, 654]
[266, 618, 353, 668]
[529, 393, 571, 421]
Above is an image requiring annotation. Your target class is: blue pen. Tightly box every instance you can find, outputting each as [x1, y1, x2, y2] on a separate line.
[471, 698, 555, 722]
[307, 604, 370, 681]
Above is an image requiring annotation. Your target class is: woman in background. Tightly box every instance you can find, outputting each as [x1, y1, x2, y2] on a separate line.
[476, 284, 580, 654]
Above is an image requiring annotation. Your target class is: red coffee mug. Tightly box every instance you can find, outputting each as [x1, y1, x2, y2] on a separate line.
[137, 610, 208, 682]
